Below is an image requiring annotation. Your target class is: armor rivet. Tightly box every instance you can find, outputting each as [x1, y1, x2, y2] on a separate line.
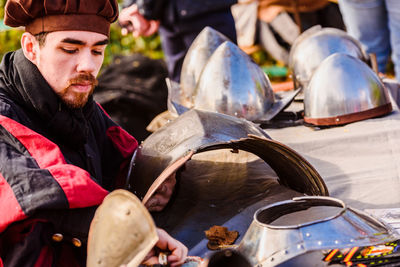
[335, 240, 339, 244]
[336, 118, 340, 122]
[318, 241, 322, 245]
[224, 250, 233, 257]
[306, 233, 311, 237]
[72, 238, 82, 247]
[350, 239, 354, 242]
[52, 233, 63, 242]
[181, 10, 187, 16]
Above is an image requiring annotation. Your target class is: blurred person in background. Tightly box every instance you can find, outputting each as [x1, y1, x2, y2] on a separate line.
[338, 0, 400, 81]
[119, 0, 238, 83]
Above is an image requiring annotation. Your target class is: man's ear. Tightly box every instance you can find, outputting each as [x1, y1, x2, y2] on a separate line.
[21, 32, 39, 65]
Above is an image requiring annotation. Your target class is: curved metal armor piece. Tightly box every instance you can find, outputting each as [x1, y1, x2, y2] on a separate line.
[304, 53, 392, 126]
[127, 109, 327, 252]
[180, 26, 230, 106]
[87, 190, 158, 267]
[193, 41, 300, 122]
[128, 109, 327, 203]
[289, 26, 369, 90]
[237, 196, 400, 267]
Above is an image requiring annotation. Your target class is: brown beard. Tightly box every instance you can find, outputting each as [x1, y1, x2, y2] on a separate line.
[58, 73, 98, 108]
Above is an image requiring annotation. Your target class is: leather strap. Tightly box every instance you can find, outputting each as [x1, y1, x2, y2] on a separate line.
[304, 103, 393, 126]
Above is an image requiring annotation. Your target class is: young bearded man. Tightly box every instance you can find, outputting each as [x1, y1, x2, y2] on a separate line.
[0, 0, 186, 266]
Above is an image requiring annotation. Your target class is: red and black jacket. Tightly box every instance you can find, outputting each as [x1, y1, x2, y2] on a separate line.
[0, 50, 138, 266]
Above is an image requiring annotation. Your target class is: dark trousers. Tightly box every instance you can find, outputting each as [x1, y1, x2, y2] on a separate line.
[159, 9, 237, 82]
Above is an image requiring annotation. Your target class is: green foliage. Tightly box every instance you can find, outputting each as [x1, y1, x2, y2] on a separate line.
[250, 49, 276, 66]
[249, 48, 290, 81]
[0, 0, 4, 18]
[104, 23, 163, 67]
[0, 28, 23, 60]
[0, 0, 22, 61]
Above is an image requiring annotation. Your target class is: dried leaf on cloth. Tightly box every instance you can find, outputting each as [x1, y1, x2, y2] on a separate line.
[205, 225, 239, 250]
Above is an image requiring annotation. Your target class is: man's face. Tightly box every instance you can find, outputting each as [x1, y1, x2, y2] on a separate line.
[34, 31, 108, 108]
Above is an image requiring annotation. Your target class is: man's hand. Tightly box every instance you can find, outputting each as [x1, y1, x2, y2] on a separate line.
[118, 4, 160, 37]
[142, 228, 188, 266]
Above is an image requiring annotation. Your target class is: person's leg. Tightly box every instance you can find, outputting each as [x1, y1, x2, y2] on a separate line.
[315, 3, 345, 30]
[159, 9, 237, 83]
[189, 10, 237, 45]
[338, 0, 390, 73]
[258, 20, 291, 64]
[158, 25, 187, 83]
[179, 10, 237, 78]
[386, 0, 400, 81]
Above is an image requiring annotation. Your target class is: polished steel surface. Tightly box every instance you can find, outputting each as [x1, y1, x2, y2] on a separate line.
[289, 26, 369, 90]
[128, 109, 327, 201]
[156, 160, 303, 253]
[237, 196, 399, 267]
[304, 53, 391, 119]
[128, 110, 327, 253]
[87, 190, 157, 267]
[166, 78, 184, 114]
[180, 26, 230, 106]
[193, 41, 298, 122]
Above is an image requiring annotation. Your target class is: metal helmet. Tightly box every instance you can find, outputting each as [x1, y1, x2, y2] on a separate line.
[87, 190, 158, 267]
[289, 26, 369, 90]
[180, 26, 230, 106]
[128, 109, 327, 203]
[304, 53, 392, 126]
[193, 41, 299, 122]
[237, 196, 399, 267]
[127, 109, 327, 251]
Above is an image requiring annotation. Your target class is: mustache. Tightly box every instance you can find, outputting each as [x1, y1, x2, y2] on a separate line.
[68, 73, 98, 87]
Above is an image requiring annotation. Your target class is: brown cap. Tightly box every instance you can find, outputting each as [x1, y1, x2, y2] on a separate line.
[4, 0, 119, 37]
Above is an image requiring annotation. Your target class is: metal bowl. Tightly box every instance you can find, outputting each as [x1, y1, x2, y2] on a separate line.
[237, 196, 399, 267]
[180, 26, 230, 106]
[289, 26, 369, 91]
[304, 53, 392, 126]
